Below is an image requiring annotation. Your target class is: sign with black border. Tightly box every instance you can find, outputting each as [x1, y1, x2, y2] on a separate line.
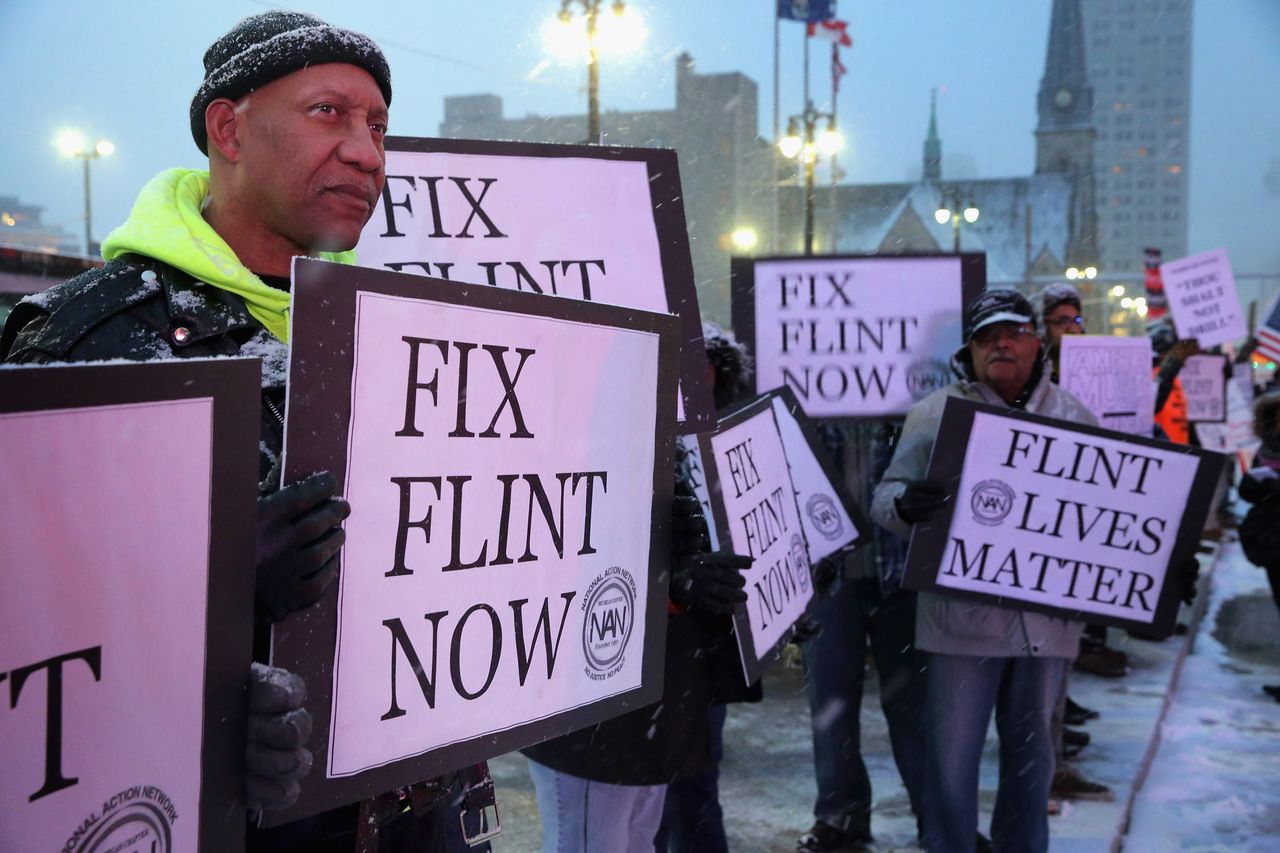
[696, 394, 813, 683]
[1181, 353, 1228, 423]
[902, 396, 1224, 638]
[0, 359, 259, 852]
[356, 136, 714, 430]
[266, 258, 678, 824]
[731, 253, 985, 418]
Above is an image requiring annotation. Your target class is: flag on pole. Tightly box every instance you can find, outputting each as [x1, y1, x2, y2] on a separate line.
[807, 18, 853, 47]
[778, 0, 835, 23]
[832, 45, 848, 93]
[1256, 294, 1280, 364]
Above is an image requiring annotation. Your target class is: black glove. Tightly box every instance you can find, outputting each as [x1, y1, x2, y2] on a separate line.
[811, 556, 841, 596]
[256, 472, 350, 622]
[1178, 557, 1201, 606]
[671, 494, 712, 557]
[671, 551, 751, 614]
[894, 479, 949, 524]
[790, 613, 825, 644]
[246, 663, 313, 813]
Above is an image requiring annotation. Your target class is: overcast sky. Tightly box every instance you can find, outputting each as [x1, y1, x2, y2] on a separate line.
[2, 0, 1277, 274]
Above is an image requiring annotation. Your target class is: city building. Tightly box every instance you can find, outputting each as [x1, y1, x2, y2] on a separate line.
[0, 195, 80, 257]
[440, 53, 774, 323]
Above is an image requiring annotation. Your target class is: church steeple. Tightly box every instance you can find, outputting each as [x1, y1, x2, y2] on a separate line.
[1037, 0, 1094, 132]
[923, 88, 941, 183]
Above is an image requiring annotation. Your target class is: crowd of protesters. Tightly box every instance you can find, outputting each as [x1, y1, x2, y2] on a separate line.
[5, 11, 1274, 853]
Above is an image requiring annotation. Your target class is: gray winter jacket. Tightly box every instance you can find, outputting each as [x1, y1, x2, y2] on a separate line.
[871, 361, 1096, 658]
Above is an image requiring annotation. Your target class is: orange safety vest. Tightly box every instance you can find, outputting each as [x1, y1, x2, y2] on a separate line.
[1155, 374, 1190, 444]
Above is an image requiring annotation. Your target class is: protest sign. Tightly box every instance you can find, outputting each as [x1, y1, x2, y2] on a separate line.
[697, 396, 813, 683]
[1058, 335, 1155, 435]
[0, 359, 259, 852]
[1161, 248, 1248, 348]
[902, 397, 1224, 637]
[356, 136, 713, 429]
[268, 258, 678, 823]
[731, 253, 985, 417]
[681, 438, 721, 552]
[1195, 370, 1260, 472]
[1181, 354, 1228, 422]
[768, 385, 869, 562]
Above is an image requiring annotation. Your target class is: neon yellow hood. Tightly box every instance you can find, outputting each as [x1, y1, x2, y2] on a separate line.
[100, 168, 356, 342]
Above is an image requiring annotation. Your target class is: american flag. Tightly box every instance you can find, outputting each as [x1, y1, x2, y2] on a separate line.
[1257, 294, 1280, 363]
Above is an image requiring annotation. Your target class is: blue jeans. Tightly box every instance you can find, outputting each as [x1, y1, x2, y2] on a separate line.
[921, 653, 1066, 853]
[527, 758, 667, 853]
[803, 577, 927, 836]
[655, 704, 728, 853]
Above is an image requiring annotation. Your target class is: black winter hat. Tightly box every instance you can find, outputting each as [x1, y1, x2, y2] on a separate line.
[963, 289, 1037, 342]
[190, 11, 392, 155]
[1039, 282, 1083, 318]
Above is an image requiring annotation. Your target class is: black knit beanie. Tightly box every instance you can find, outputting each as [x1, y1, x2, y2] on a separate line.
[190, 11, 392, 155]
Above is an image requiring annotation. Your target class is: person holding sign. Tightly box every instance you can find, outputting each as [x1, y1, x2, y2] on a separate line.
[1039, 282, 1085, 384]
[1, 12, 487, 851]
[871, 290, 1094, 853]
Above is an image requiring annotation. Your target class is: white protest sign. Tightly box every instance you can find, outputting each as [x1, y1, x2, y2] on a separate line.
[681, 437, 721, 551]
[356, 138, 714, 429]
[1059, 335, 1155, 435]
[702, 400, 813, 682]
[1195, 372, 1260, 467]
[271, 260, 677, 821]
[1181, 354, 1228, 422]
[1161, 248, 1248, 348]
[732, 254, 984, 417]
[904, 398, 1224, 635]
[0, 361, 258, 853]
[769, 392, 864, 562]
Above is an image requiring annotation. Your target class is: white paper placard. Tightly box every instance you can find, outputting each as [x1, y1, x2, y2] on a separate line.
[681, 437, 721, 552]
[1161, 248, 1248, 347]
[1181, 354, 1228, 422]
[1058, 335, 1155, 435]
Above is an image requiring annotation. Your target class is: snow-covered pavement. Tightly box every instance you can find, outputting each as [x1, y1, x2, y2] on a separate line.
[487, 535, 1280, 851]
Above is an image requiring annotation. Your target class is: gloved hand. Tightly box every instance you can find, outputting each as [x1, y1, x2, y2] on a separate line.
[671, 494, 712, 557]
[256, 471, 350, 622]
[894, 479, 949, 524]
[246, 663, 313, 813]
[671, 551, 751, 614]
[1178, 557, 1201, 606]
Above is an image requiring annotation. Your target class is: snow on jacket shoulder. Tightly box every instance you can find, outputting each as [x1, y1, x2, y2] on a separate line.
[871, 373, 1097, 658]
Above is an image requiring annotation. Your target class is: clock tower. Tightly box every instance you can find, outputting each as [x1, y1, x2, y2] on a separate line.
[1035, 0, 1098, 268]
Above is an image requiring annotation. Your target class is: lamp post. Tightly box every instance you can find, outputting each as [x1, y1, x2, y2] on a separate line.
[933, 188, 979, 253]
[55, 129, 114, 256]
[778, 101, 842, 256]
[553, 0, 644, 144]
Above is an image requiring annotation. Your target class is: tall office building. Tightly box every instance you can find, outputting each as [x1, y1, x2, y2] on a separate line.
[1082, 0, 1193, 274]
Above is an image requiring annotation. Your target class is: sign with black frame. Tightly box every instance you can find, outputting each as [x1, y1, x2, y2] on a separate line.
[731, 253, 985, 418]
[1181, 353, 1228, 423]
[0, 359, 259, 852]
[696, 394, 813, 683]
[902, 397, 1224, 638]
[356, 136, 714, 430]
[266, 258, 678, 824]
[768, 384, 870, 563]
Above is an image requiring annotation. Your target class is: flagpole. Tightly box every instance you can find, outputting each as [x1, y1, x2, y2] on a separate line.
[772, 10, 781, 253]
[830, 41, 840, 253]
[803, 25, 810, 108]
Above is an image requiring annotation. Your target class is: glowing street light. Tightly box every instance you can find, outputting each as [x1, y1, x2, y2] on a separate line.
[730, 226, 759, 252]
[54, 128, 114, 256]
[778, 101, 843, 256]
[934, 188, 979, 253]
[549, 1, 646, 142]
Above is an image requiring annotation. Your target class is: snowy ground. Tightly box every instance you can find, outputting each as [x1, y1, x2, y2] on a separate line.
[487, 537, 1280, 852]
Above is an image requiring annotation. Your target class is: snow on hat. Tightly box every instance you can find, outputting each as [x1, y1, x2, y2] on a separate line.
[1039, 282, 1082, 318]
[1147, 319, 1177, 356]
[190, 11, 392, 154]
[963, 289, 1036, 342]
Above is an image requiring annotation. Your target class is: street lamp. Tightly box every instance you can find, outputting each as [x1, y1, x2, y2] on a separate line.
[551, 1, 645, 143]
[1065, 265, 1098, 280]
[778, 101, 843, 256]
[55, 129, 113, 256]
[934, 189, 979, 253]
[730, 226, 759, 253]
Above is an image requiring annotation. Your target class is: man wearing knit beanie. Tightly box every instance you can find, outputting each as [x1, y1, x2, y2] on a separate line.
[2, 12, 488, 853]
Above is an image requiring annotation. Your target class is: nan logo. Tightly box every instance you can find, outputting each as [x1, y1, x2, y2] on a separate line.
[63, 784, 178, 853]
[790, 534, 811, 594]
[970, 479, 1016, 526]
[581, 567, 637, 681]
[806, 493, 845, 541]
[905, 359, 950, 401]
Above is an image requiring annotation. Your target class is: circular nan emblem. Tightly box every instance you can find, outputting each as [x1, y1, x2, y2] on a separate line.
[63, 785, 177, 853]
[970, 479, 1016, 526]
[581, 567, 637, 680]
[905, 359, 950, 400]
[790, 533, 811, 593]
[806, 493, 845, 541]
